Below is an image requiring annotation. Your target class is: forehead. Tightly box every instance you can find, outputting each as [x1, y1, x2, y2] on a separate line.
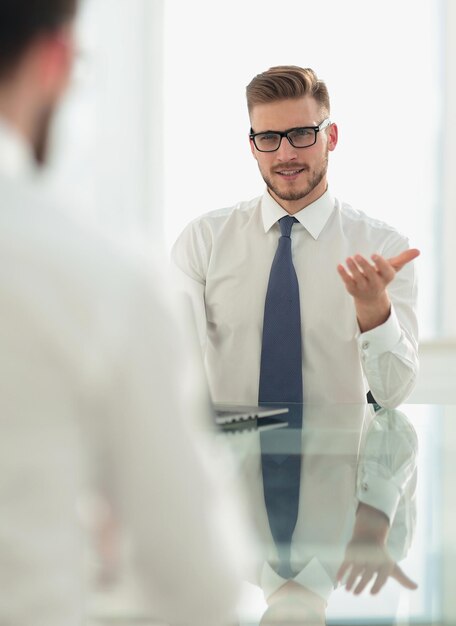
[250, 96, 322, 131]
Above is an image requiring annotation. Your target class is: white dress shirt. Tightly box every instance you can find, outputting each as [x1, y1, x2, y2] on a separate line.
[222, 405, 417, 602]
[0, 117, 250, 626]
[172, 189, 419, 408]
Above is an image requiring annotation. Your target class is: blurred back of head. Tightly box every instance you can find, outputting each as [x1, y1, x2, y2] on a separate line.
[0, 0, 78, 164]
[0, 0, 78, 80]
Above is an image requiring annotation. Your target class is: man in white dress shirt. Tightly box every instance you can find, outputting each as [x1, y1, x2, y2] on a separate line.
[172, 66, 420, 408]
[0, 1, 249, 624]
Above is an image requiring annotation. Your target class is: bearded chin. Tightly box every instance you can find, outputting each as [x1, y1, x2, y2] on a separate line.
[262, 155, 329, 202]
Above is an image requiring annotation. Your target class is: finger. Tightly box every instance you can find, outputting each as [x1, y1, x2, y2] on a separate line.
[353, 567, 376, 595]
[387, 248, 420, 272]
[354, 254, 378, 282]
[336, 560, 351, 582]
[370, 566, 390, 594]
[346, 257, 367, 284]
[371, 254, 395, 282]
[337, 264, 356, 292]
[345, 564, 364, 591]
[391, 564, 418, 590]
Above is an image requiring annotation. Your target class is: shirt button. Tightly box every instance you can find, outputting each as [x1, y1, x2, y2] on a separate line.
[361, 482, 368, 492]
[362, 341, 370, 350]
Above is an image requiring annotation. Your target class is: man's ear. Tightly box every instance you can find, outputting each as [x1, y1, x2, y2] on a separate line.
[33, 27, 75, 99]
[327, 122, 338, 152]
[249, 136, 258, 161]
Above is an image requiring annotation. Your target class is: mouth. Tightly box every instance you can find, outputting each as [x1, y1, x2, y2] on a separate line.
[275, 167, 306, 179]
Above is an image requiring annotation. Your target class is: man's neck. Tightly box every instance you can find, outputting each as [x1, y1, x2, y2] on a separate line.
[0, 92, 35, 178]
[268, 182, 328, 215]
[0, 81, 35, 151]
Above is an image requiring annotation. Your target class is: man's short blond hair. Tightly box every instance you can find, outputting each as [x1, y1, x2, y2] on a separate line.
[246, 65, 330, 117]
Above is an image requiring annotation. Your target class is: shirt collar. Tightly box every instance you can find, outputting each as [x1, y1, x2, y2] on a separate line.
[0, 115, 35, 180]
[261, 557, 334, 602]
[261, 187, 335, 240]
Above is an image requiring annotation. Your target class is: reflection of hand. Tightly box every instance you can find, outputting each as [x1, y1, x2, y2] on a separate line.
[337, 248, 420, 332]
[336, 503, 418, 595]
[337, 538, 418, 595]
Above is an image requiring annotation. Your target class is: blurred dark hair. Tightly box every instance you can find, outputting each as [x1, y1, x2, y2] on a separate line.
[0, 0, 78, 79]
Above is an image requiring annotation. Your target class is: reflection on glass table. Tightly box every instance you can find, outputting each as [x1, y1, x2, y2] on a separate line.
[89, 403, 450, 626]
[219, 403, 424, 626]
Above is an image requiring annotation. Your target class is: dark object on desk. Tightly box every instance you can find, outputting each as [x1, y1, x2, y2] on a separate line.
[219, 416, 289, 434]
[214, 404, 289, 425]
[367, 391, 382, 412]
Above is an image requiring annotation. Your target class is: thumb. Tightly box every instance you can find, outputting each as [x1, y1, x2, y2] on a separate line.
[388, 248, 420, 272]
[392, 564, 418, 590]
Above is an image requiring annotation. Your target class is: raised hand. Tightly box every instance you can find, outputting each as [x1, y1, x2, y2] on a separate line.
[337, 249, 420, 332]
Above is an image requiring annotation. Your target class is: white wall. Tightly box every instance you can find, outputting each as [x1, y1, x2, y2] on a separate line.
[442, 0, 456, 337]
[409, 343, 456, 403]
[46, 0, 165, 252]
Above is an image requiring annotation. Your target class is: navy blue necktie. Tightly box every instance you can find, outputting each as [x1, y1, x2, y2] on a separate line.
[259, 215, 303, 404]
[259, 215, 303, 578]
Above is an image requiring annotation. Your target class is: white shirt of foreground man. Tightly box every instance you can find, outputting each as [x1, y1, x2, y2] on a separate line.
[0, 15, 251, 626]
[172, 66, 419, 408]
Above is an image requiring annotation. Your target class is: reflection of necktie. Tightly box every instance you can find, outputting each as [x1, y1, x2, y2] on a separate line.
[260, 405, 302, 578]
[259, 216, 303, 577]
[258, 215, 303, 404]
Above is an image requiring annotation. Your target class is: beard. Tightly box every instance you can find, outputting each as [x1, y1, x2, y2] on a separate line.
[260, 152, 329, 203]
[33, 105, 55, 166]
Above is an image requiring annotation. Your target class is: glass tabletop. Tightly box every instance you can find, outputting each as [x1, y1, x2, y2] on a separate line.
[89, 403, 456, 626]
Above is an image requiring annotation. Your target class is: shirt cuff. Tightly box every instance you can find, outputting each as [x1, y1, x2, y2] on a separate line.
[357, 305, 402, 359]
[357, 474, 402, 522]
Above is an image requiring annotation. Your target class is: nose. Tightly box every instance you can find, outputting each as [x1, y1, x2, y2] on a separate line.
[275, 135, 298, 161]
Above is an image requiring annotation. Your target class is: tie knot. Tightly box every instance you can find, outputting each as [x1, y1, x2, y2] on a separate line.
[279, 215, 298, 238]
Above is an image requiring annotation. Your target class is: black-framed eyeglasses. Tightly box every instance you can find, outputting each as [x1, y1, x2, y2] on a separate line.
[249, 118, 331, 152]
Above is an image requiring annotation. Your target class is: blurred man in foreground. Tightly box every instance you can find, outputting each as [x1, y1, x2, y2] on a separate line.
[0, 1, 248, 624]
